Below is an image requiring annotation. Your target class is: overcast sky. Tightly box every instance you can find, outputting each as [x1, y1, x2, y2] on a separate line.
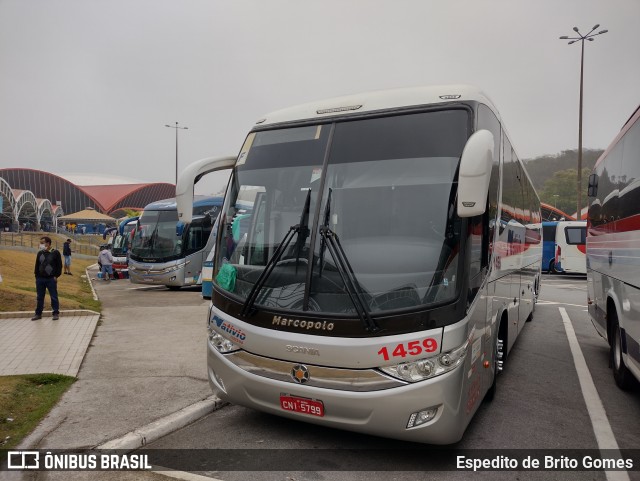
[1, 0, 639, 194]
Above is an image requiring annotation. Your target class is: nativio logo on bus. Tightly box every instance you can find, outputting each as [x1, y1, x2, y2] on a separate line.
[214, 315, 246, 344]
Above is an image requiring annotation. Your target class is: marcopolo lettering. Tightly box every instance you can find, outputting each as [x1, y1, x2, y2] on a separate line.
[272, 315, 335, 331]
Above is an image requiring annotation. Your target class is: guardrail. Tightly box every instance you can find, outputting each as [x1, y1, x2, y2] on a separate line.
[0, 231, 102, 256]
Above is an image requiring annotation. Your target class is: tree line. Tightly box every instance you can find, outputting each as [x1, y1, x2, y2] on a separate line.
[523, 148, 603, 216]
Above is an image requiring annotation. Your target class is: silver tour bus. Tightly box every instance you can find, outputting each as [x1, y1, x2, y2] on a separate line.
[129, 196, 223, 289]
[177, 85, 542, 444]
[587, 104, 640, 390]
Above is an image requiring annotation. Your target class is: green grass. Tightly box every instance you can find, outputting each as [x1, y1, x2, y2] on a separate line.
[0, 374, 76, 449]
[0, 248, 101, 312]
[0, 247, 101, 448]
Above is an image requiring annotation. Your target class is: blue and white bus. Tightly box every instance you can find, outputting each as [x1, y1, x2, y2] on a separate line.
[129, 196, 223, 289]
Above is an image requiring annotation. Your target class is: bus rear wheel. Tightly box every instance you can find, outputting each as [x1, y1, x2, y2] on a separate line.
[611, 312, 634, 390]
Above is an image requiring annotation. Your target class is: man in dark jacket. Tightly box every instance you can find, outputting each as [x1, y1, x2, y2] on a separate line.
[32, 236, 62, 321]
[63, 238, 73, 275]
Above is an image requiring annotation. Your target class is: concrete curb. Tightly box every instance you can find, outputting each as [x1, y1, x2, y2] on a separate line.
[0, 309, 99, 319]
[85, 263, 99, 300]
[96, 396, 228, 451]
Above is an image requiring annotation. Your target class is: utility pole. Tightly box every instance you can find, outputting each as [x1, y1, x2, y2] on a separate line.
[165, 121, 189, 185]
[559, 25, 607, 219]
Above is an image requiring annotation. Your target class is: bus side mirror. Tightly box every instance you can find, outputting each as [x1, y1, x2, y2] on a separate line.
[176, 155, 236, 224]
[457, 130, 494, 218]
[588, 174, 598, 197]
[176, 222, 185, 237]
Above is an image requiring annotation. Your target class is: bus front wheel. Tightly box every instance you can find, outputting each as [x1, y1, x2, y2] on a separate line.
[167, 285, 181, 291]
[485, 317, 507, 402]
[611, 311, 634, 390]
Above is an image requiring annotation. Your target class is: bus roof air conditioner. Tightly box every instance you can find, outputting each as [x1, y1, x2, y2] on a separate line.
[457, 129, 494, 218]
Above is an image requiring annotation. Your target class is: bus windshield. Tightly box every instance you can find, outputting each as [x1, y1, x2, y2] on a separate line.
[111, 233, 128, 256]
[216, 109, 469, 315]
[130, 210, 182, 262]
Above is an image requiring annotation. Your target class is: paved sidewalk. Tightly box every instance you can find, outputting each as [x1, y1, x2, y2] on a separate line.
[17, 266, 215, 451]
[0, 310, 99, 376]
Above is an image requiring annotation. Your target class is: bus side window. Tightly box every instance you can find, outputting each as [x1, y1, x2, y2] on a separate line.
[469, 214, 483, 279]
[247, 191, 267, 265]
[477, 103, 501, 267]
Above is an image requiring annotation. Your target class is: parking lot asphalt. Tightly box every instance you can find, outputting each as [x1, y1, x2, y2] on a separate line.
[17, 266, 224, 451]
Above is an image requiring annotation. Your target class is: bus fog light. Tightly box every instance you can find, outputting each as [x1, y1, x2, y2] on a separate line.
[407, 407, 439, 428]
[170, 276, 176, 281]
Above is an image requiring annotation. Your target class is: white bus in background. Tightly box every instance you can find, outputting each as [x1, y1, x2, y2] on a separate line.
[129, 196, 223, 290]
[554, 220, 587, 275]
[587, 104, 640, 390]
[177, 85, 542, 444]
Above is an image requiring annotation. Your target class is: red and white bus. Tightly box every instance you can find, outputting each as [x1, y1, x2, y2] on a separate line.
[587, 104, 640, 389]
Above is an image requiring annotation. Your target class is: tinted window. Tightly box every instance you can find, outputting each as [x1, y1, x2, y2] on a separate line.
[543, 224, 556, 242]
[620, 119, 640, 220]
[565, 226, 586, 245]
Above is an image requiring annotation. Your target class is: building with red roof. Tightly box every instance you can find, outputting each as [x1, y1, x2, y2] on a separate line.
[0, 168, 175, 230]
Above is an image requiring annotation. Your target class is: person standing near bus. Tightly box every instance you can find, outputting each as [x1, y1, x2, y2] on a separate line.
[63, 238, 73, 275]
[98, 245, 114, 282]
[32, 236, 62, 321]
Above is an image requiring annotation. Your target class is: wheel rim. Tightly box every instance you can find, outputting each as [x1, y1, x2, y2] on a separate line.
[496, 336, 504, 373]
[614, 328, 622, 371]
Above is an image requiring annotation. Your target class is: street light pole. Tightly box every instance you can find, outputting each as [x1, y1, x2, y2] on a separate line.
[165, 121, 189, 185]
[559, 25, 607, 220]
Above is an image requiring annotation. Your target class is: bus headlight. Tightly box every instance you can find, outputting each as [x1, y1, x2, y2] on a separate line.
[207, 310, 241, 354]
[208, 332, 241, 353]
[380, 340, 468, 383]
[161, 260, 189, 274]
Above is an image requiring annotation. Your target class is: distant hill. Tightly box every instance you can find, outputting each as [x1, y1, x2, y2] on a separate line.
[523, 149, 603, 191]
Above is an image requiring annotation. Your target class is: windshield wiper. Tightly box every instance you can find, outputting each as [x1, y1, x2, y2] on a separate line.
[241, 189, 312, 317]
[317, 193, 379, 333]
[295, 189, 312, 273]
[318, 188, 332, 278]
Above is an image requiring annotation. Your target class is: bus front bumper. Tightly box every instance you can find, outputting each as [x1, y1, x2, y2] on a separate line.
[207, 342, 470, 445]
[129, 269, 184, 286]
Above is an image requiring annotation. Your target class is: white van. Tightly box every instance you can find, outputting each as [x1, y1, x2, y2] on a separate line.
[554, 220, 586, 274]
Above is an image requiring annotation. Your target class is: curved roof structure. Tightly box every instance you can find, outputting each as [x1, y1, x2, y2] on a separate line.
[540, 202, 575, 222]
[0, 168, 175, 216]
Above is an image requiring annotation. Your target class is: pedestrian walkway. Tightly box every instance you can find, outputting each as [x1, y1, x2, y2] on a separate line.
[0, 310, 100, 376]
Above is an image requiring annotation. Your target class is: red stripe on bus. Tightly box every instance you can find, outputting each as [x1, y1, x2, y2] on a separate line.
[588, 214, 640, 236]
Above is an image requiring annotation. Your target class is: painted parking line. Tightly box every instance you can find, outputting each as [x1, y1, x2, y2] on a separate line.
[153, 468, 224, 481]
[560, 307, 630, 481]
[537, 300, 587, 309]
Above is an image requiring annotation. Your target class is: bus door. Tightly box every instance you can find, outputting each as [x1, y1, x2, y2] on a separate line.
[184, 217, 214, 284]
[556, 222, 586, 274]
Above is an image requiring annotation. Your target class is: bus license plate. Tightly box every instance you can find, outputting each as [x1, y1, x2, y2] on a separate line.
[280, 395, 324, 417]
